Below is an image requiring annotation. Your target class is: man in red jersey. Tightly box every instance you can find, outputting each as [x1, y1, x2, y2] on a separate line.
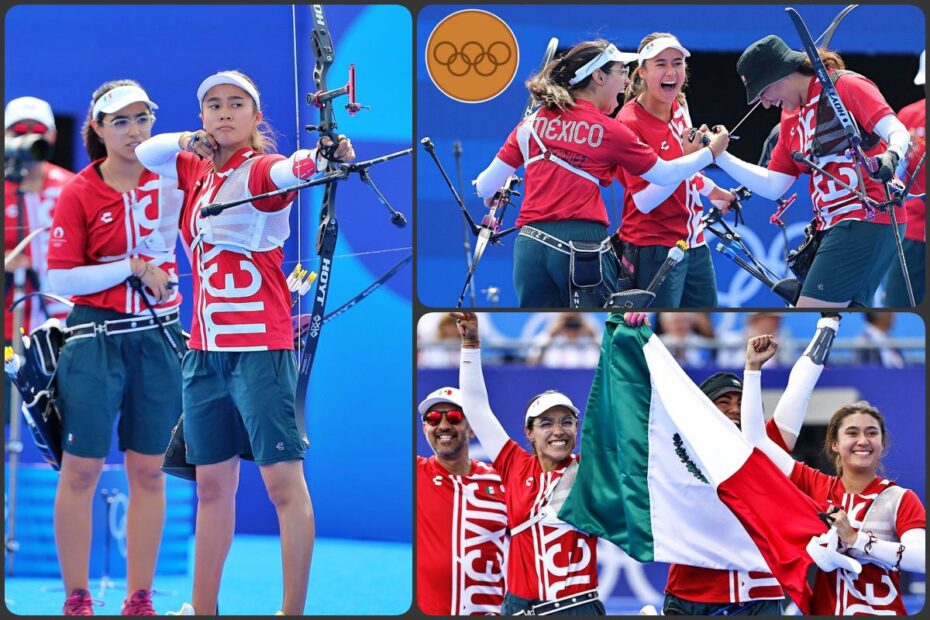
[416, 386, 507, 615]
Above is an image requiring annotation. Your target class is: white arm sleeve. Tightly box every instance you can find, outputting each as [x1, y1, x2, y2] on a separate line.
[640, 148, 714, 186]
[715, 151, 795, 200]
[47, 259, 133, 296]
[741, 370, 795, 475]
[632, 182, 678, 213]
[696, 173, 718, 196]
[460, 347, 511, 461]
[135, 133, 185, 179]
[773, 317, 840, 442]
[475, 157, 518, 198]
[269, 148, 321, 188]
[850, 528, 925, 573]
[873, 113, 911, 160]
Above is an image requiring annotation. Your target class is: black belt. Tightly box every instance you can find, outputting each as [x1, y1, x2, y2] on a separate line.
[64, 310, 180, 341]
[519, 226, 611, 255]
[513, 589, 600, 615]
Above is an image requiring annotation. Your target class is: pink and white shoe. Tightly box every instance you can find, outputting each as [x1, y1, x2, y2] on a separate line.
[121, 589, 157, 616]
[62, 589, 97, 616]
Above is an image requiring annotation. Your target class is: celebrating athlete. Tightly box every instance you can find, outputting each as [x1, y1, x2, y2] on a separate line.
[474, 39, 728, 308]
[136, 69, 354, 616]
[416, 386, 507, 615]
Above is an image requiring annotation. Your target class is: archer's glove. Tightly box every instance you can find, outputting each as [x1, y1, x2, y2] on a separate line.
[871, 150, 899, 183]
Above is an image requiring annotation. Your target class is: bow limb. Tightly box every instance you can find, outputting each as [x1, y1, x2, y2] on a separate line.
[4, 226, 49, 269]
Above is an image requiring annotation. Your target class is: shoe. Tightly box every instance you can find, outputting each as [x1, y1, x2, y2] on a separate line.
[63, 589, 95, 616]
[166, 602, 196, 616]
[122, 589, 157, 616]
[275, 613, 284, 616]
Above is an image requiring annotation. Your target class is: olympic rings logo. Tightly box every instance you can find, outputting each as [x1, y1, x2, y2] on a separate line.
[431, 40, 513, 77]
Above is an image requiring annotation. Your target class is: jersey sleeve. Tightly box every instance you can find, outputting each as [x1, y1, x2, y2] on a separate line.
[789, 460, 833, 501]
[895, 489, 927, 537]
[838, 74, 895, 134]
[765, 417, 790, 452]
[175, 151, 208, 193]
[613, 112, 650, 195]
[492, 438, 523, 483]
[611, 119, 658, 177]
[248, 154, 296, 213]
[496, 124, 524, 169]
[46, 180, 88, 269]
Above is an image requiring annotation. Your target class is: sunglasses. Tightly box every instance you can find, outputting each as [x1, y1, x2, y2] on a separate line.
[423, 409, 464, 427]
[8, 121, 49, 136]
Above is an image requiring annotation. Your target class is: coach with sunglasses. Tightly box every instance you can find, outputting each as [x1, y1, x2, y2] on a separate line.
[416, 386, 507, 615]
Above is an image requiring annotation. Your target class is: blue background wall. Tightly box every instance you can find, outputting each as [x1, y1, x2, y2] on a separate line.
[416, 4, 926, 307]
[6, 4, 412, 543]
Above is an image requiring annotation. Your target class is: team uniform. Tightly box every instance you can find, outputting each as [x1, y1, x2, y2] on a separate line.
[493, 440, 603, 615]
[493, 99, 658, 308]
[882, 98, 925, 306]
[162, 147, 304, 465]
[766, 72, 906, 305]
[616, 98, 717, 308]
[46, 161, 184, 457]
[416, 456, 507, 615]
[3, 164, 74, 339]
[790, 464, 926, 615]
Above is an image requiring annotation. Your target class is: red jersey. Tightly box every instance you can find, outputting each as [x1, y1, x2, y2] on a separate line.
[493, 440, 597, 601]
[417, 456, 507, 615]
[768, 72, 904, 231]
[665, 418, 788, 603]
[176, 149, 295, 351]
[790, 463, 926, 615]
[4, 163, 74, 339]
[616, 99, 706, 247]
[896, 99, 926, 242]
[496, 99, 658, 227]
[47, 160, 183, 315]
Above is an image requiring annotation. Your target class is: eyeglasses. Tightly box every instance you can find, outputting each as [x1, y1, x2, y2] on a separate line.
[532, 416, 577, 430]
[8, 121, 49, 136]
[423, 409, 464, 427]
[100, 114, 155, 134]
[611, 66, 630, 78]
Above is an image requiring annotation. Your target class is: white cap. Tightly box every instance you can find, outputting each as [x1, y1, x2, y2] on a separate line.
[525, 391, 580, 425]
[92, 85, 158, 118]
[197, 71, 261, 110]
[915, 50, 925, 86]
[568, 43, 639, 86]
[5, 96, 55, 130]
[638, 36, 691, 65]
[418, 387, 464, 415]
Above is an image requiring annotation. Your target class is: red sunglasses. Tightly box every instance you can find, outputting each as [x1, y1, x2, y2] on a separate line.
[423, 409, 464, 427]
[8, 121, 49, 136]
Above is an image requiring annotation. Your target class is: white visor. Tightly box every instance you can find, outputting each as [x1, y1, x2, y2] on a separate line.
[92, 85, 158, 118]
[915, 50, 925, 86]
[197, 71, 261, 110]
[525, 391, 580, 425]
[5, 96, 56, 130]
[568, 43, 639, 86]
[637, 36, 691, 65]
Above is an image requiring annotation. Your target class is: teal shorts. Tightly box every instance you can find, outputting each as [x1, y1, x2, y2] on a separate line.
[629, 243, 718, 308]
[802, 220, 902, 306]
[181, 349, 304, 466]
[57, 305, 183, 458]
[882, 238, 924, 307]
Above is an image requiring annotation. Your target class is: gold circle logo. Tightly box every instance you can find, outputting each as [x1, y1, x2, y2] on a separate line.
[425, 9, 519, 104]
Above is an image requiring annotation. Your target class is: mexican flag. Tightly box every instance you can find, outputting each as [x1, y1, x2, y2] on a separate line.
[557, 315, 827, 613]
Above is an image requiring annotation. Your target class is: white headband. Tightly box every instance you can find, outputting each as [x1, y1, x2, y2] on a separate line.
[637, 36, 691, 65]
[92, 85, 158, 118]
[568, 43, 639, 86]
[197, 72, 261, 110]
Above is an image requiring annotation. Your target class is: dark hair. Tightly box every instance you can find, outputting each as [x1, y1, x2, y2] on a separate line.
[526, 39, 618, 111]
[82, 79, 150, 161]
[823, 401, 888, 477]
[625, 32, 690, 106]
[797, 47, 845, 74]
[203, 69, 278, 153]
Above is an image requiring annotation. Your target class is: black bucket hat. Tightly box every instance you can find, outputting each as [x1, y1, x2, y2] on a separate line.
[699, 372, 743, 401]
[736, 35, 808, 104]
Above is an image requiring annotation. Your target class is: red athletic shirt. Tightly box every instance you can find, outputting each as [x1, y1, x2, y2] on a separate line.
[896, 98, 926, 242]
[417, 456, 507, 615]
[790, 463, 925, 615]
[496, 99, 658, 227]
[665, 419, 788, 603]
[4, 163, 74, 339]
[47, 160, 183, 315]
[175, 148, 295, 351]
[493, 439, 598, 601]
[768, 72, 904, 230]
[616, 98, 706, 247]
